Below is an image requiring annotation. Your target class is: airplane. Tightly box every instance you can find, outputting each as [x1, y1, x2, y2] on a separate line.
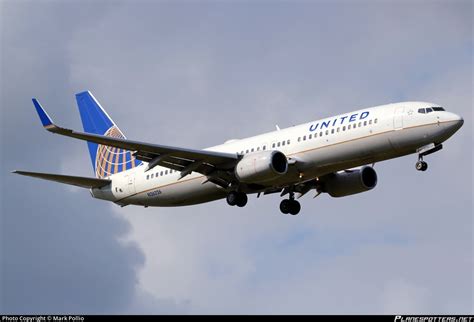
[13, 91, 463, 215]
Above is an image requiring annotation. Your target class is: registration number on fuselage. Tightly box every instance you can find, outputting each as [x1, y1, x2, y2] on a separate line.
[147, 189, 162, 197]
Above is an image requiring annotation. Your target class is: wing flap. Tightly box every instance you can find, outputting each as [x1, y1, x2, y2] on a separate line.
[13, 170, 111, 189]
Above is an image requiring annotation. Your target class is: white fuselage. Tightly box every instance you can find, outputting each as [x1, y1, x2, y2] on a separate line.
[91, 101, 463, 207]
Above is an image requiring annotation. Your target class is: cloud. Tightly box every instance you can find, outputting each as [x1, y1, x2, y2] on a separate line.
[1, 1, 167, 314]
[1, 182, 145, 313]
[381, 278, 430, 313]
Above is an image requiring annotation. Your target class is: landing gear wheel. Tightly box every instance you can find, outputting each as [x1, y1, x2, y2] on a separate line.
[280, 199, 291, 214]
[416, 161, 428, 171]
[227, 192, 248, 207]
[280, 199, 301, 215]
[415, 161, 423, 171]
[226, 191, 239, 206]
[236, 193, 248, 207]
[421, 161, 428, 171]
[289, 200, 301, 215]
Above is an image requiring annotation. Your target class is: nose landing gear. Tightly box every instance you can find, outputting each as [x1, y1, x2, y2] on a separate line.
[415, 159, 428, 171]
[415, 143, 443, 172]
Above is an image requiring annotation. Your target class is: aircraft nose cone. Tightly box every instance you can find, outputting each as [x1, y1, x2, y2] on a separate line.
[453, 114, 464, 130]
[446, 113, 464, 134]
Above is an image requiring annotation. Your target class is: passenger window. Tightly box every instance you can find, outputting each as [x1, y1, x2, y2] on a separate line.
[287, 139, 290, 145]
[348, 124, 351, 130]
[325, 130, 329, 135]
[320, 131, 323, 136]
[303, 135, 306, 141]
[160, 171, 163, 176]
[298, 137, 301, 142]
[363, 121, 367, 126]
[343, 126, 346, 131]
[277, 142, 280, 147]
[374, 118, 378, 123]
[314, 133, 317, 138]
[309, 134, 312, 139]
[358, 122, 362, 127]
[331, 129, 334, 134]
[263, 145, 266, 150]
[151, 173, 154, 178]
[246, 149, 249, 153]
[369, 120, 372, 125]
[282, 141, 286, 146]
[272, 143, 275, 148]
[337, 127, 340, 132]
[146, 175, 149, 180]
[165, 170, 168, 175]
[257, 147, 260, 151]
[240, 151, 244, 154]
[251, 148, 254, 152]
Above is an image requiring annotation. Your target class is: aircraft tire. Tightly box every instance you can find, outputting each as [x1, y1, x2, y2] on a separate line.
[280, 199, 291, 214]
[289, 200, 301, 215]
[226, 191, 239, 206]
[236, 193, 248, 207]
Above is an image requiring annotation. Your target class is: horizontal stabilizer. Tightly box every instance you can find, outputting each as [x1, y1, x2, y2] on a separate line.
[12, 170, 111, 189]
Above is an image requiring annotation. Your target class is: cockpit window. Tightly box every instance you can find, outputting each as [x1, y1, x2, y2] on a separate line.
[418, 107, 444, 114]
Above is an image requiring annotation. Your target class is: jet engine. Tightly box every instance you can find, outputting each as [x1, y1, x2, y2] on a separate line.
[322, 166, 377, 198]
[235, 150, 288, 184]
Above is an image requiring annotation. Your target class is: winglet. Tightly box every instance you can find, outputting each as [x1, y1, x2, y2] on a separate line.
[32, 98, 54, 128]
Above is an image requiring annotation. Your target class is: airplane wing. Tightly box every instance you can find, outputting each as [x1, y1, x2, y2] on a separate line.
[13, 170, 111, 189]
[33, 99, 238, 187]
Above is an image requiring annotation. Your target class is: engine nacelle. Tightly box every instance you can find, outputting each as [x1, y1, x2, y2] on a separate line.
[322, 166, 378, 198]
[235, 150, 288, 184]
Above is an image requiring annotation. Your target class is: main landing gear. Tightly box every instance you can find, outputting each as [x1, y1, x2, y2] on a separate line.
[226, 191, 248, 207]
[226, 190, 301, 215]
[280, 192, 301, 215]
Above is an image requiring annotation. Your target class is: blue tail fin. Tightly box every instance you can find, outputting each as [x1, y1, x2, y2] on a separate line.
[75, 91, 142, 178]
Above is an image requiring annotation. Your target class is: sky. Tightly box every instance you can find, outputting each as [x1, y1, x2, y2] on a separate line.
[1, 0, 472, 315]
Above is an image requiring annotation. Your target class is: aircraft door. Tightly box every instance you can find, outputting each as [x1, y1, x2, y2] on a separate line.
[125, 175, 136, 194]
[393, 107, 405, 130]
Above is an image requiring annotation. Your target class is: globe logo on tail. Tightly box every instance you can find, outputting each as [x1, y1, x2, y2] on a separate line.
[95, 126, 142, 178]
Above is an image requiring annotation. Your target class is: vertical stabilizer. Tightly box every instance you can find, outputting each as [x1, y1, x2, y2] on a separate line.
[75, 91, 142, 178]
